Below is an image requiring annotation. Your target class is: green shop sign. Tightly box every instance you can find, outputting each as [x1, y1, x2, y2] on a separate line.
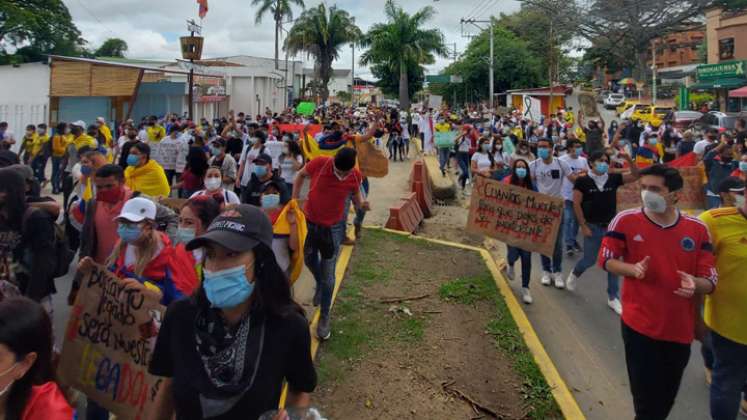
[696, 60, 746, 80]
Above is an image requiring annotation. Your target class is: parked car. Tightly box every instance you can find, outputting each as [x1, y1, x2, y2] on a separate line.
[604, 93, 625, 109]
[616, 100, 638, 116]
[623, 103, 652, 121]
[669, 111, 703, 130]
[597, 90, 611, 103]
[691, 111, 740, 132]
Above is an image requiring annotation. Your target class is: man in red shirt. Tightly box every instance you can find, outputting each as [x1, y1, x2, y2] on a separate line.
[599, 164, 717, 419]
[292, 148, 369, 340]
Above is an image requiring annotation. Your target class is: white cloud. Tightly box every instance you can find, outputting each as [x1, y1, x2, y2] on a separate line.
[63, 0, 520, 79]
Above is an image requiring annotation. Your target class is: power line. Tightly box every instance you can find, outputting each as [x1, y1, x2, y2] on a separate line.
[74, 0, 118, 39]
[465, 0, 492, 20]
[473, 0, 499, 20]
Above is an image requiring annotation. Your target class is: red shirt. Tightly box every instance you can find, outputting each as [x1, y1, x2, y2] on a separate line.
[599, 209, 717, 344]
[94, 189, 132, 263]
[22, 382, 73, 420]
[303, 156, 362, 227]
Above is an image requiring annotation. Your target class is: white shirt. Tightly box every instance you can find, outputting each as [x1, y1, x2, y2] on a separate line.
[559, 155, 589, 201]
[265, 139, 284, 168]
[471, 152, 493, 172]
[280, 154, 304, 184]
[238, 142, 263, 187]
[271, 236, 291, 276]
[190, 189, 241, 204]
[693, 139, 714, 157]
[529, 157, 572, 197]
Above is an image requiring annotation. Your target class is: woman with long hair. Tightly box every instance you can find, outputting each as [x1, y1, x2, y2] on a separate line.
[503, 159, 536, 304]
[177, 146, 209, 198]
[190, 166, 240, 207]
[170, 195, 222, 296]
[0, 297, 72, 420]
[278, 138, 304, 193]
[149, 205, 316, 420]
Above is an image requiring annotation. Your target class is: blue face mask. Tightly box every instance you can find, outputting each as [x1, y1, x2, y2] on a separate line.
[261, 193, 280, 209]
[595, 162, 609, 174]
[253, 165, 268, 177]
[537, 148, 551, 160]
[117, 223, 142, 243]
[648, 138, 658, 146]
[516, 167, 528, 179]
[203, 265, 254, 309]
[575, 147, 584, 156]
[739, 161, 747, 172]
[210, 146, 221, 156]
[126, 154, 140, 167]
[81, 165, 93, 176]
[175, 227, 195, 244]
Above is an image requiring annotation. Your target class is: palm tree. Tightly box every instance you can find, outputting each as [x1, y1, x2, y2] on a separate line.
[285, 4, 362, 103]
[252, 0, 305, 69]
[360, 0, 448, 110]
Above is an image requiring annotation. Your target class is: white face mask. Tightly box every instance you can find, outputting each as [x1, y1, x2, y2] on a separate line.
[0, 362, 18, 397]
[641, 190, 668, 213]
[204, 177, 222, 191]
[735, 194, 745, 209]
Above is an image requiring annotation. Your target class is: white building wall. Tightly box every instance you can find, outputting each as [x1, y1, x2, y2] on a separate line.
[0, 62, 50, 146]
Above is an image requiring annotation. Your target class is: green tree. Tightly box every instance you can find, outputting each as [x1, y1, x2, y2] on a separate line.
[94, 38, 128, 57]
[335, 90, 352, 104]
[359, 0, 448, 110]
[0, 0, 87, 63]
[252, 0, 305, 70]
[370, 59, 424, 100]
[432, 26, 543, 105]
[285, 4, 362, 103]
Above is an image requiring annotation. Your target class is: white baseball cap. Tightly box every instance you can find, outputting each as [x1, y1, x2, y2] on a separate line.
[71, 120, 86, 129]
[116, 197, 156, 222]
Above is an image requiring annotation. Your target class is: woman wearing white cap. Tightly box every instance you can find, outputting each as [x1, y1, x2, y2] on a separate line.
[148, 204, 316, 420]
[79, 196, 184, 304]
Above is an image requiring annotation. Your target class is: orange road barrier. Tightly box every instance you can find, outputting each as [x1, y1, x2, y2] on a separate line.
[385, 192, 424, 233]
[410, 159, 433, 218]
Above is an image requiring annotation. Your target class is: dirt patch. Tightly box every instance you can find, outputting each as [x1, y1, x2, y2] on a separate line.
[314, 229, 559, 419]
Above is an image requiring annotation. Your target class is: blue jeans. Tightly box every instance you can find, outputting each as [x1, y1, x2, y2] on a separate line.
[710, 330, 747, 420]
[572, 223, 619, 300]
[540, 221, 563, 273]
[304, 220, 346, 317]
[51, 156, 63, 192]
[343, 177, 369, 227]
[563, 200, 580, 249]
[456, 151, 470, 188]
[706, 194, 721, 210]
[437, 147, 450, 172]
[31, 154, 47, 182]
[507, 245, 532, 288]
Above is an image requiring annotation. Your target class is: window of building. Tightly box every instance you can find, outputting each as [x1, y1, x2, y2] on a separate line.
[719, 38, 735, 60]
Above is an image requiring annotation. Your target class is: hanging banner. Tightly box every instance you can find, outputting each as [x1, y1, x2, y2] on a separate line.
[59, 264, 165, 420]
[466, 176, 563, 257]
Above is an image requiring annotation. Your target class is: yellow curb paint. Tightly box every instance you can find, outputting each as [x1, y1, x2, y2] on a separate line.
[363, 226, 586, 420]
[278, 232, 355, 408]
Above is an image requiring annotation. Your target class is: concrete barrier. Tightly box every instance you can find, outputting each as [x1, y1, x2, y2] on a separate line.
[385, 192, 425, 233]
[410, 159, 433, 218]
[423, 155, 456, 200]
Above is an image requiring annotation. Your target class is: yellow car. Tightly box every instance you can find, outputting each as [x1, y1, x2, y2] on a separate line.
[630, 104, 653, 123]
[616, 100, 638, 116]
[648, 107, 673, 127]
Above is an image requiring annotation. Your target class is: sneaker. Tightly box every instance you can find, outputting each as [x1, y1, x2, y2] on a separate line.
[317, 314, 331, 340]
[504, 265, 515, 281]
[565, 246, 575, 257]
[354, 224, 362, 241]
[313, 287, 322, 307]
[566, 272, 578, 292]
[541, 271, 552, 286]
[553, 272, 565, 289]
[441, 169, 446, 177]
[705, 367, 712, 387]
[607, 298, 623, 315]
[521, 287, 533, 304]
[739, 398, 746, 416]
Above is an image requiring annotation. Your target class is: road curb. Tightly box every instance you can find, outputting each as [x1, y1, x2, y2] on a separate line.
[366, 226, 586, 420]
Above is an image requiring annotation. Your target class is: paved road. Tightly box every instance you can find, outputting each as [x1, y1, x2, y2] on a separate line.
[497, 91, 710, 419]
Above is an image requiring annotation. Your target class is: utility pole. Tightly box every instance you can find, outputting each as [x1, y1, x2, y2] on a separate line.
[351, 43, 356, 107]
[651, 40, 658, 105]
[548, 19, 554, 117]
[461, 18, 494, 110]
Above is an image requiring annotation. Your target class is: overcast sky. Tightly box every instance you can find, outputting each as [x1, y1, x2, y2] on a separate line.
[62, 0, 520, 79]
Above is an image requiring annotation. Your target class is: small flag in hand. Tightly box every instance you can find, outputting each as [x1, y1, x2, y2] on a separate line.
[197, 0, 208, 18]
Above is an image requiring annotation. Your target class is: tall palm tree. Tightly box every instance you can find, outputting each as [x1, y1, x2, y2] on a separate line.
[285, 4, 362, 103]
[360, 0, 448, 110]
[252, 0, 305, 69]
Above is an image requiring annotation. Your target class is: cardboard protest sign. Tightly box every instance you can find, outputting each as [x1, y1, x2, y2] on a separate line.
[158, 197, 187, 213]
[356, 140, 389, 178]
[466, 176, 563, 257]
[59, 264, 165, 420]
[616, 166, 705, 211]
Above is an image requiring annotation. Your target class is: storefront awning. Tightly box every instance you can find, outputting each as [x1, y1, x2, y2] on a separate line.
[689, 77, 747, 90]
[729, 86, 747, 98]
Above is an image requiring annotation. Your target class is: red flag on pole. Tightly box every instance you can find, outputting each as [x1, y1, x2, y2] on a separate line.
[197, 0, 208, 18]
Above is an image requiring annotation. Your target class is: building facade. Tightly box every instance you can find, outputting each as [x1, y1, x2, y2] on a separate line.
[648, 29, 705, 69]
[706, 7, 747, 64]
[0, 62, 50, 146]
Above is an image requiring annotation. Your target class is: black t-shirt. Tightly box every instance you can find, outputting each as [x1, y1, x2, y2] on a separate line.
[736, 129, 747, 149]
[149, 299, 316, 420]
[244, 174, 289, 206]
[573, 173, 624, 225]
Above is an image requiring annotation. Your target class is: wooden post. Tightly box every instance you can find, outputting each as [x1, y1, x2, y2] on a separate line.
[124, 69, 145, 123]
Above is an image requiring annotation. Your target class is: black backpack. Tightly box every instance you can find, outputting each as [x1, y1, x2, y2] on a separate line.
[22, 207, 75, 278]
